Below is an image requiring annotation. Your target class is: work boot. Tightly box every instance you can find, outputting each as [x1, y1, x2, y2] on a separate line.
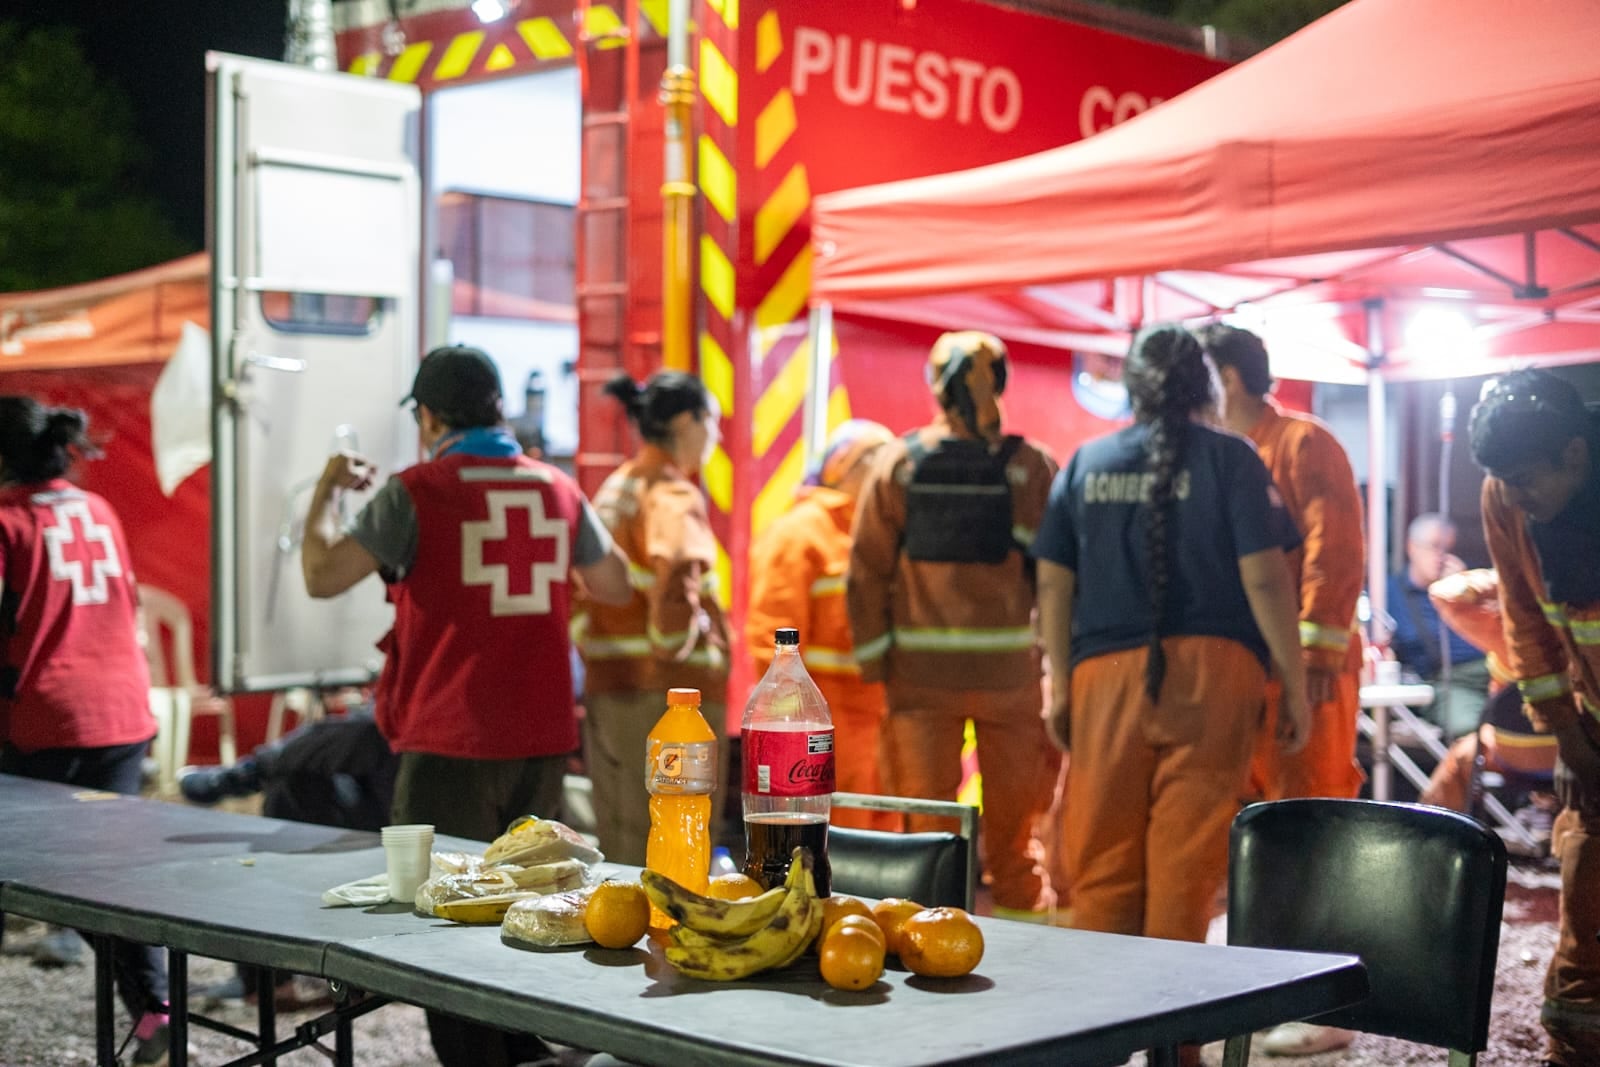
[179, 758, 262, 805]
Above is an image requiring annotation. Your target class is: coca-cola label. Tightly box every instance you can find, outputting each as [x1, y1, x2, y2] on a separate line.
[647, 740, 716, 795]
[743, 728, 835, 797]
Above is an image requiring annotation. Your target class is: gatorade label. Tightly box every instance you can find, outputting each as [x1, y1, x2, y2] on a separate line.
[743, 727, 836, 797]
[648, 740, 717, 795]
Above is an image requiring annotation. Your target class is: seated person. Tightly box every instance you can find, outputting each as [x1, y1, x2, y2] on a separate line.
[1418, 569, 1558, 825]
[1386, 513, 1492, 737]
[181, 694, 394, 830]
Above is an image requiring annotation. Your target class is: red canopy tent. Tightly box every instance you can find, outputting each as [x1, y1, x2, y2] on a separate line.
[809, 0, 1600, 620]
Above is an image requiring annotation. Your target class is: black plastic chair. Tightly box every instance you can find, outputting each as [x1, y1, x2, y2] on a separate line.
[1222, 798, 1507, 1066]
[826, 792, 979, 910]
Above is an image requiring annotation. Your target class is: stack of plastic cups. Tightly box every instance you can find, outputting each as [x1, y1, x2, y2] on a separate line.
[381, 823, 435, 906]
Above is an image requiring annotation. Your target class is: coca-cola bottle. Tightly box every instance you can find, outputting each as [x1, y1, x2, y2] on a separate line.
[741, 627, 834, 896]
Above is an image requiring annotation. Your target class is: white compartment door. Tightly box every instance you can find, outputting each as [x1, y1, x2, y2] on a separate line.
[208, 52, 420, 693]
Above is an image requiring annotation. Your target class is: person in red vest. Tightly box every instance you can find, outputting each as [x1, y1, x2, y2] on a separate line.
[301, 345, 628, 1067]
[0, 397, 171, 1065]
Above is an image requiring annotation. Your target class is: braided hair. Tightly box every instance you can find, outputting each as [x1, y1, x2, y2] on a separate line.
[1122, 325, 1216, 702]
[0, 397, 98, 485]
[602, 371, 710, 448]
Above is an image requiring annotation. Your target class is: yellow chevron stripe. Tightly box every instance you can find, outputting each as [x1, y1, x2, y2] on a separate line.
[753, 438, 806, 538]
[755, 162, 809, 265]
[518, 17, 574, 59]
[754, 245, 812, 356]
[715, 540, 732, 609]
[700, 236, 736, 320]
[700, 330, 734, 420]
[434, 31, 484, 81]
[698, 135, 737, 225]
[639, 0, 670, 35]
[699, 39, 738, 127]
[706, 0, 740, 30]
[586, 5, 627, 49]
[388, 42, 433, 83]
[755, 89, 797, 169]
[704, 442, 733, 514]
[349, 52, 381, 76]
[485, 42, 517, 72]
[753, 344, 808, 458]
[756, 10, 783, 73]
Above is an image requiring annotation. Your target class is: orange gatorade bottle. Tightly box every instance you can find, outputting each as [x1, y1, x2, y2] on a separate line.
[644, 687, 718, 929]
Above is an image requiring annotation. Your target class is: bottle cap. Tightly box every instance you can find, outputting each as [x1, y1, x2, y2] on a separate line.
[667, 687, 702, 706]
[774, 628, 799, 646]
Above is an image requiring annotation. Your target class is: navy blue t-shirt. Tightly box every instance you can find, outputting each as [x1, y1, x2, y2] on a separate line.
[1032, 422, 1302, 669]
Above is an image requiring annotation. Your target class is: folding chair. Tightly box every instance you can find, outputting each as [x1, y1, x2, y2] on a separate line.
[826, 792, 979, 910]
[1222, 798, 1507, 1066]
[139, 584, 237, 790]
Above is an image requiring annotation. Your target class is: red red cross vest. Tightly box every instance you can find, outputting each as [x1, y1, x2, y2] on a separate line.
[0, 481, 153, 753]
[375, 453, 585, 759]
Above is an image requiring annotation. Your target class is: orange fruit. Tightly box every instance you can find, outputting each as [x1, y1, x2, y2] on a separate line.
[818, 924, 886, 991]
[584, 880, 650, 949]
[829, 913, 887, 950]
[897, 907, 984, 978]
[705, 873, 764, 901]
[869, 897, 924, 956]
[819, 895, 873, 935]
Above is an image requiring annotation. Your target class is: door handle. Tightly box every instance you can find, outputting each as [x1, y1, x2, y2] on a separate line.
[244, 351, 307, 374]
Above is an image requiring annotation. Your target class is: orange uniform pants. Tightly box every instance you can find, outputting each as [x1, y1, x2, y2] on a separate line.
[1248, 668, 1363, 801]
[879, 681, 1054, 912]
[1545, 805, 1600, 1066]
[1063, 637, 1264, 943]
[827, 683, 896, 831]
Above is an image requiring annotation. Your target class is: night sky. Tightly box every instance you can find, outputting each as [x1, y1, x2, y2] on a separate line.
[6, 1, 289, 248]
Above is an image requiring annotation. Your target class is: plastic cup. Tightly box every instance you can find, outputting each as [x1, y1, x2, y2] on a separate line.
[1375, 660, 1402, 687]
[381, 823, 435, 904]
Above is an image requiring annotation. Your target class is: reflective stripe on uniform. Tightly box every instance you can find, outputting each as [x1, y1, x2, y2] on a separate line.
[855, 632, 892, 664]
[1299, 620, 1351, 652]
[628, 564, 655, 590]
[646, 624, 726, 668]
[810, 574, 846, 598]
[895, 627, 1035, 653]
[803, 645, 860, 676]
[1540, 599, 1566, 626]
[578, 635, 652, 659]
[1519, 673, 1572, 703]
[1569, 618, 1600, 645]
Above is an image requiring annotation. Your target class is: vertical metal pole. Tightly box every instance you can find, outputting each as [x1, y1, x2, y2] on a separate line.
[1365, 300, 1392, 801]
[660, 0, 695, 371]
[804, 302, 835, 469]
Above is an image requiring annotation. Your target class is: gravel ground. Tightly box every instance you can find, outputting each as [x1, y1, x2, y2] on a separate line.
[0, 855, 1559, 1066]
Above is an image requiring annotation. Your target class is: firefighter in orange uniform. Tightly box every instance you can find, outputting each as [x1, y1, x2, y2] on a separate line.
[1469, 369, 1600, 1067]
[747, 420, 896, 831]
[577, 372, 730, 866]
[1200, 325, 1366, 803]
[847, 331, 1058, 919]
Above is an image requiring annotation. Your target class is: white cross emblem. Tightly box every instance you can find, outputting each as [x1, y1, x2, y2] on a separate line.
[462, 490, 570, 616]
[42, 499, 123, 606]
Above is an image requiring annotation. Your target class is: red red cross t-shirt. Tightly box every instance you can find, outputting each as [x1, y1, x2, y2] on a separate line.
[0, 481, 154, 752]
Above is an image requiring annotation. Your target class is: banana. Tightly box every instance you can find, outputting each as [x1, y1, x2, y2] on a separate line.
[640, 869, 789, 938]
[433, 892, 525, 924]
[661, 848, 823, 982]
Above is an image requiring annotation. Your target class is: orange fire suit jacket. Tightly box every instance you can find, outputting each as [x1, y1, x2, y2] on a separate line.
[576, 444, 729, 698]
[1249, 401, 1366, 678]
[1482, 477, 1600, 798]
[846, 416, 1057, 692]
[747, 486, 889, 820]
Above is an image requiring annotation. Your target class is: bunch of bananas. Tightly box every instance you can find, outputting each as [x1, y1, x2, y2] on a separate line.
[642, 847, 823, 981]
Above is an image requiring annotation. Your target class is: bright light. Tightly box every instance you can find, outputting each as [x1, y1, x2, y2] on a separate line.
[472, 0, 507, 22]
[1404, 306, 1478, 366]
